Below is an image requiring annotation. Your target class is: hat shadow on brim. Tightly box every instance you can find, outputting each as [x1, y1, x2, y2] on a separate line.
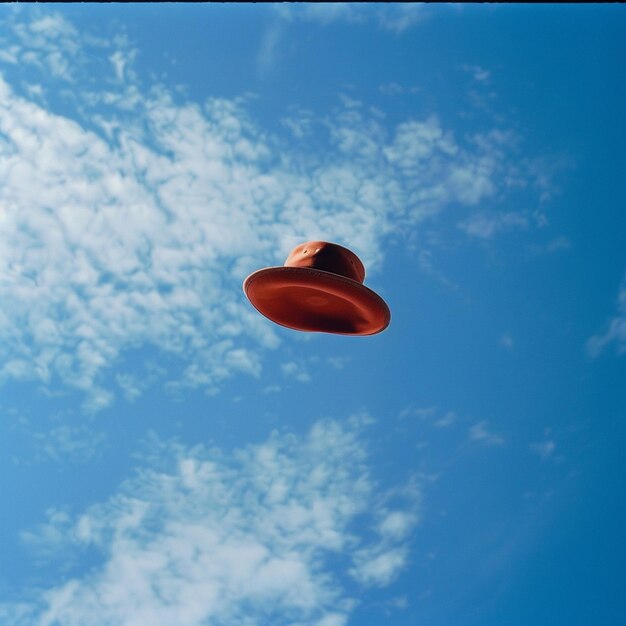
[243, 266, 390, 336]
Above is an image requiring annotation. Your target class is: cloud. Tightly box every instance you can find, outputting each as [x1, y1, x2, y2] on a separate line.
[376, 4, 428, 34]
[545, 235, 571, 253]
[32, 423, 106, 464]
[587, 272, 626, 357]
[468, 421, 506, 446]
[398, 405, 437, 420]
[457, 211, 529, 239]
[460, 64, 491, 83]
[384, 121, 521, 215]
[350, 546, 408, 587]
[262, 384, 282, 394]
[275, 3, 428, 34]
[281, 360, 312, 383]
[434, 411, 457, 428]
[530, 439, 555, 459]
[3, 418, 419, 626]
[257, 24, 283, 77]
[326, 356, 350, 370]
[109, 48, 137, 84]
[0, 11, 551, 409]
[398, 405, 457, 429]
[386, 595, 409, 610]
[2, 12, 82, 81]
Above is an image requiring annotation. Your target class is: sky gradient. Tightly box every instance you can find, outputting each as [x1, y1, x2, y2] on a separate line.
[0, 4, 625, 626]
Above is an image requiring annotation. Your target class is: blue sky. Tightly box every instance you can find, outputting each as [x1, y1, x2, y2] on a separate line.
[0, 4, 624, 625]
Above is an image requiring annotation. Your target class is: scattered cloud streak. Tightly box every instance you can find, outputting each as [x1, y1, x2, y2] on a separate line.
[587, 272, 626, 357]
[3, 418, 419, 626]
[0, 10, 551, 409]
[530, 439, 556, 459]
[275, 3, 428, 34]
[460, 64, 491, 83]
[458, 211, 529, 239]
[469, 421, 506, 446]
[281, 360, 312, 383]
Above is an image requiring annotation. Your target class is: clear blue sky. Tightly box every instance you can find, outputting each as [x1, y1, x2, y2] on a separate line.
[0, 4, 624, 626]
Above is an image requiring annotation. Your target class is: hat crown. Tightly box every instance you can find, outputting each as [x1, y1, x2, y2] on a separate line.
[284, 241, 365, 283]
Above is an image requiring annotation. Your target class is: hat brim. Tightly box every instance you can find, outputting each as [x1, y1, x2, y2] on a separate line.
[243, 267, 390, 336]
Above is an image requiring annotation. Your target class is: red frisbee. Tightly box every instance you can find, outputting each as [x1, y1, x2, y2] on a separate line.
[243, 241, 391, 335]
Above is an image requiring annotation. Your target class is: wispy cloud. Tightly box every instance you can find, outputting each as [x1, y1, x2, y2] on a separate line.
[326, 355, 350, 370]
[275, 3, 428, 34]
[256, 24, 283, 77]
[3, 418, 419, 625]
[0, 11, 551, 409]
[9, 410, 107, 465]
[399, 405, 458, 429]
[7, 12, 81, 81]
[458, 211, 529, 239]
[469, 421, 506, 446]
[281, 360, 312, 383]
[33, 424, 106, 464]
[399, 405, 437, 420]
[434, 411, 457, 428]
[460, 63, 491, 83]
[530, 439, 556, 459]
[587, 272, 626, 357]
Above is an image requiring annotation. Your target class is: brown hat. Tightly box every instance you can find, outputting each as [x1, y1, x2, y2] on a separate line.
[243, 241, 391, 335]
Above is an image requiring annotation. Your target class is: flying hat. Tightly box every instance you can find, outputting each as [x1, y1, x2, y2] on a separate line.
[243, 241, 390, 335]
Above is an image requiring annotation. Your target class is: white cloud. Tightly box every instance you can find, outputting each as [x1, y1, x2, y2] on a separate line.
[469, 421, 505, 446]
[383, 119, 523, 217]
[275, 4, 365, 27]
[545, 235, 571, 253]
[399, 405, 437, 420]
[350, 546, 408, 587]
[281, 360, 312, 383]
[0, 11, 550, 409]
[275, 3, 428, 34]
[386, 595, 409, 610]
[0, 75, 518, 408]
[257, 24, 283, 76]
[458, 211, 529, 239]
[262, 384, 282, 394]
[434, 411, 456, 428]
[109, 49, 137, 83]
[0, 47, 19, 64]
[282, 110, 315, 139]
[530, 439, 555, 459]
[376, 4, 428, 34]
[326, 356, 350, 370]
[7, 12, 81, 81]
[460, 64, 491, 83]
[3, 418, 419, 625]
[10, 410, 107, 465]
[587, 272, 626, 357]
[378, 510, 418, 541]
[379, 82, 404, 95]
[34, 423, 106, 464]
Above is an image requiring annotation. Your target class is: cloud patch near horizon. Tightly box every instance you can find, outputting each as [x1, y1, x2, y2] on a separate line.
[3, 417, 419, 626]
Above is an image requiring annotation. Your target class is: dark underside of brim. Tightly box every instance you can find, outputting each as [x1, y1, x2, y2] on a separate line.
[243, 267, 390, 335]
